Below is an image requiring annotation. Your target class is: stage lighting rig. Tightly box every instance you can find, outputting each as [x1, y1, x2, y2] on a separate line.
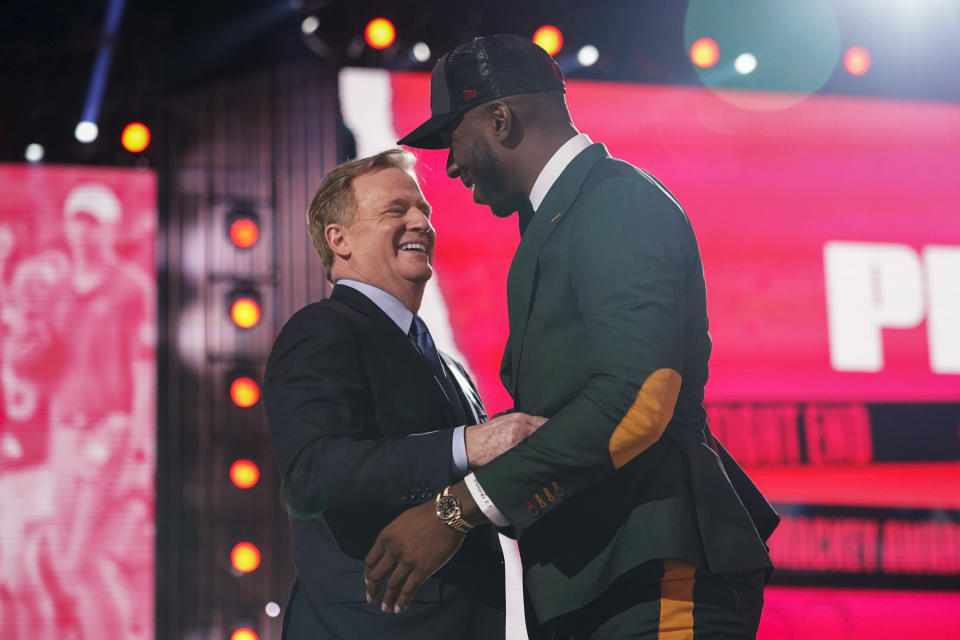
[533, 25, 563, 56]
[230, 459, 261, 489]
[226, 205, 261, 249]
[121, 122, 151, 152]
[844, 46, 872, 76]
[577, 45, 599, 68]
[690, 37, 720, 69]
[231, 541, 262, 574]
[230, 628, 259, 640]
[229, 375, 261, 408]
[411, 41, 431, 63]
[301, 15, 320, 35]
[75, 121, 99, 143]
[228, 285, 262, 329]
[364, 17, 395, 50]
[25, 144, 44, 163]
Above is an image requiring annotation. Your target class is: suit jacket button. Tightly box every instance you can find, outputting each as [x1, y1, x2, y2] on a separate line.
[420, 489, 432, 500]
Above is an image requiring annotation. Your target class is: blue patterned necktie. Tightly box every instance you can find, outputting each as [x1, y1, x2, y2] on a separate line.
[409, 315, 468, 423]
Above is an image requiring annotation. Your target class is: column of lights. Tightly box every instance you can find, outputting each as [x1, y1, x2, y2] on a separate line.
[226, 204, 263, 414]
[225, 204, 265, 640]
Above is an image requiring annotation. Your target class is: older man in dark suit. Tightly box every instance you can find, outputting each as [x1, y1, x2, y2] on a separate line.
[264, 149, 544, 639]
[364, 36, 780, 639]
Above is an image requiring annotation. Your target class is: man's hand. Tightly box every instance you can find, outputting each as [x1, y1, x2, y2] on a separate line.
[465, 411, 546, 468]
[364, 500, 465, 613]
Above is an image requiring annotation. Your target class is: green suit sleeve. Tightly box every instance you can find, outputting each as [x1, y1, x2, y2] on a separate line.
[473, 174, 694, 536]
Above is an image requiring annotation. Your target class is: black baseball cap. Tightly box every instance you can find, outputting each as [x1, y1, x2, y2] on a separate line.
[397, 34, 566, 149]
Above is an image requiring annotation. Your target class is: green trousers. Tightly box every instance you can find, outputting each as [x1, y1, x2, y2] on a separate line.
[537, 559, 766, 640]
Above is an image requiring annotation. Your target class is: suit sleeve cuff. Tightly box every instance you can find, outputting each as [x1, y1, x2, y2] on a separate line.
[451, 425, 468, 476]
[465, 472, 509, 527]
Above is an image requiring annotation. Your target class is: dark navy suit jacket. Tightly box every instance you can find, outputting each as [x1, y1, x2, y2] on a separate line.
[264, 284, 504, 639]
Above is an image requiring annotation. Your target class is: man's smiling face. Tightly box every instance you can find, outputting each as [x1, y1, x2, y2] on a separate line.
[443, 107, 522, 219]
[341, 167, 436, 297]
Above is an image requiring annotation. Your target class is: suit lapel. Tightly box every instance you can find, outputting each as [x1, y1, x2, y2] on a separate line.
[502, 144, 610, 396]
[331, 285, 460, 426]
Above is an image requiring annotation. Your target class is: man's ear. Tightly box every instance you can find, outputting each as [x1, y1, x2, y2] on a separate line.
[489, 101, 511, 141]
[489, 101, 521, 148]
[325, 223, 350, 259]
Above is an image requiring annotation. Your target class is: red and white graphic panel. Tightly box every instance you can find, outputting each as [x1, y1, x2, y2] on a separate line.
[0, 164, 155, 639]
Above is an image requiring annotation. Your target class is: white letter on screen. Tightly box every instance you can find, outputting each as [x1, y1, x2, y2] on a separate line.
[924, 246, 960, 374]
[823, 242, 924, 372]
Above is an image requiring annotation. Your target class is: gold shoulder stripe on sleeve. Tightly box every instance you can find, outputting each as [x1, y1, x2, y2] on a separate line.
[608, 368, 682, 469]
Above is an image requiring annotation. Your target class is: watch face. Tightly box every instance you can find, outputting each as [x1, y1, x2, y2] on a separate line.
[436, 495, 459, 520]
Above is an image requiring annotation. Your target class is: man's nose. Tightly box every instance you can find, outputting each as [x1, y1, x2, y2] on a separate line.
[445, 149, 460, 179]
[406, 209, 434, 234]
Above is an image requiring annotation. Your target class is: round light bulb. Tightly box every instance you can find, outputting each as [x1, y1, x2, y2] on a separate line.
[25, 143, 44, 163]
[412, 42, 431, 63]
[301, 16, 319, 35]
[75, 121, 99, 143]
[577, 45, 599, 67]
[734, 52, 758, 75]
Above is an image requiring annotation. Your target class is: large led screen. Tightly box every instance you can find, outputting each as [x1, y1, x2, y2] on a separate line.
[0, 165, 155, 639]
[341, 68, 960, 639]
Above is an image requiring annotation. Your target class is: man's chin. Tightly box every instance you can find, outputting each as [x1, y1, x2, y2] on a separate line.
[472, 188, 512, 218]
[405, 267, 433, 284]
[486, 200, 517, 219]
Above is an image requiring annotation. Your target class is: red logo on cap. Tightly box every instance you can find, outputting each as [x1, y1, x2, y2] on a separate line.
[462, 89, 478, 100]
[551, 61, 563, 82]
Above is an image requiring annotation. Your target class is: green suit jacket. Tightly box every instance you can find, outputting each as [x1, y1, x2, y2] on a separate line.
[472, 143, 778, 625]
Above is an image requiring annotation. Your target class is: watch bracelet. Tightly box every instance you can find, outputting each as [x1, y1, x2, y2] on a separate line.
[435, 488, 473, 534]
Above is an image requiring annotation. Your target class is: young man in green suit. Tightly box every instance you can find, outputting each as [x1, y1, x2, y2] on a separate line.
[364, 35, 780, 639]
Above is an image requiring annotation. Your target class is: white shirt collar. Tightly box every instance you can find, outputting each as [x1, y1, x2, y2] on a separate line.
[528, 133, 593, 211]
[337, 279, 414, 333]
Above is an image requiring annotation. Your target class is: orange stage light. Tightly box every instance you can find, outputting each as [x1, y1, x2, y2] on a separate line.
[230, 459, 260, 488]
[230, 297, 261, 329]
[533, 25, 563, 56]
[230, 628, 259, 640]
[121, 122, 151, 153]
[229, 217, 260, 248]
[231, 542, 261, 573]
[690, 37, 720, 69]
[230, 377, 260, 408]
[844, 46, 871, 76]
[365, 18, 396, 50]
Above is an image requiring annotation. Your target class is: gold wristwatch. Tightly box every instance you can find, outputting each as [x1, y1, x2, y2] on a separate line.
[435, 487, 473, 534]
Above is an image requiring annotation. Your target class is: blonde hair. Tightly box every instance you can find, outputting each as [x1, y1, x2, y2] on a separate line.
[306, 149, 417, 275]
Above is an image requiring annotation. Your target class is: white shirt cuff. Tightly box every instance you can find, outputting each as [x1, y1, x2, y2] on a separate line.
[464, 472, 509, 527]
[451, 425, 468, 476]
